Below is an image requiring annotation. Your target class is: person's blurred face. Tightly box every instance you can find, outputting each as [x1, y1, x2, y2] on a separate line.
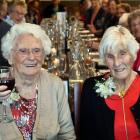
[83, 0, 91, 10]
[33, 1, 40, 8]
[90, 0, 99, 9]
[109, 0, 117, 15]
[102, 0, 109, 11]
[130, 17, 140, 43]
[105, 44, 134, 81]
[10, 34, 45, 77]
[11, 5, 26, 24]
[0, 2, 7, 19]
[117, 7, 126, 18]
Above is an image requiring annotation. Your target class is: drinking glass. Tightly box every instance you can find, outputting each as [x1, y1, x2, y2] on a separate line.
[0, 66, 15, 123]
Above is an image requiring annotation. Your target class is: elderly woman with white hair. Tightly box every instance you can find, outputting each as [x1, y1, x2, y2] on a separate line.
[0, 23, 76, 140]
[80, 26, 140, 140]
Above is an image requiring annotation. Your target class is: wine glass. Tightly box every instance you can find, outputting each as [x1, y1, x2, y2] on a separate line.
[0, 66, 15, 123]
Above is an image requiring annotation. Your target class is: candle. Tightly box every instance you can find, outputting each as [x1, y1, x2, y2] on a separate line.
[51, 48, 57, 55]
[53, 58, 60, 66]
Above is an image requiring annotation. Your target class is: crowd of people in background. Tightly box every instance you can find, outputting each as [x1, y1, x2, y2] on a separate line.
[0, 0, 138, 46]
[0, 0, 137, 27]
[79, 0, 132, 37]
[0, 0, 139, 37]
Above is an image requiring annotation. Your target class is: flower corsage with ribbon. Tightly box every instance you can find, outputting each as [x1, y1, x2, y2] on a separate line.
[2, 88, 20, 106]
[95, 76, 116, 98]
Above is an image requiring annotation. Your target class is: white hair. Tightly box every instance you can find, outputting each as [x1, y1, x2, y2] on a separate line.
[119, 13, 130, 28]
[1, 23, 52, 60]
[99, 25, 139, 62]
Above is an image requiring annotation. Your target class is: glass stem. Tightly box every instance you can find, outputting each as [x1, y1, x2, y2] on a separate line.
[3, 104, 7, 120]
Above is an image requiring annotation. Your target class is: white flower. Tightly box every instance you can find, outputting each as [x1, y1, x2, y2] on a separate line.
[95, 77, 116, 98]
[2, 88, 20, 106]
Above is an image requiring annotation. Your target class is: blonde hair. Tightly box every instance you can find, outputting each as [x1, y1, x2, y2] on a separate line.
[119, 13, 130, 28]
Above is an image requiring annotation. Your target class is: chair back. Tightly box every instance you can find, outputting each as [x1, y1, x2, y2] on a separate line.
[73, 82, 83, 140]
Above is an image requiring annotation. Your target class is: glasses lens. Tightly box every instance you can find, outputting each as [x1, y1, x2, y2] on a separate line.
[15, 48, 43, 56]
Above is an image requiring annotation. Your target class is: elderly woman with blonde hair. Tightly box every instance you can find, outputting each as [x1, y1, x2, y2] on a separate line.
[0, 23, 76, 140]
[80, 26, 140, 140]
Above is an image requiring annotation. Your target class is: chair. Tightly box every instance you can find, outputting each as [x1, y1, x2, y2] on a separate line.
[73, 82, 83, 140]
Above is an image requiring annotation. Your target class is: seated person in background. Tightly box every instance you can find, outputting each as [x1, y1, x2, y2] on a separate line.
[0, 0, 7, 19]
[79, 0, 92, 28]
[109, 0, 119, 14]
[87, 0, 107, 37]
[102, 0, 119, 33]
[0, 0, 11, 66]
[26, 0, 42, 24]
[117, 2, 131, 18]
[128, 9, 140, 44]
[42, 0, 66, 18]
[80, 26, 140, 140]
[128, 9, 140, 72]
[86, 0, 119, 50]
[116, 2, 131, 29]
[5, 0, 27, 26]
[0, 0, 27, 66]
[88, 0, 119, 37]
[101, 0, 109, 12]
[0, 23, 76, 140]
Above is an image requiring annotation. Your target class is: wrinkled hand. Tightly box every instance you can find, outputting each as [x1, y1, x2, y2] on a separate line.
[0, 85, 11, 100]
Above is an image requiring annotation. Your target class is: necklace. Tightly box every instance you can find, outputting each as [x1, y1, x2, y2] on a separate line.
[11, 88, 38, 128]
[15, 85, 38, 115]
[19, 97, 37, 115]
[119, 90, 125, 98]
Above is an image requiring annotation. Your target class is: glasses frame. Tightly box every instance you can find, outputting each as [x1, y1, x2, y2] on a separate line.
[12, 48, 45, 57]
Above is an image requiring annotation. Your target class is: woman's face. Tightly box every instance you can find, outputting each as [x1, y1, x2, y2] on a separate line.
[109, 0, 117, 15]
[90, 0, 99, 8]
[10, 34, 45, 77]
[0, 3, 7, 19]
[102, 0, 109, 11]
[105, 45, 134, 81]
[130, 17, 140, 43]
[11, 5, 26, 24]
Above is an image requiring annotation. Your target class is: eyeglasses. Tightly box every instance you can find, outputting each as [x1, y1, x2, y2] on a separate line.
[13, 48, 44, 56]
